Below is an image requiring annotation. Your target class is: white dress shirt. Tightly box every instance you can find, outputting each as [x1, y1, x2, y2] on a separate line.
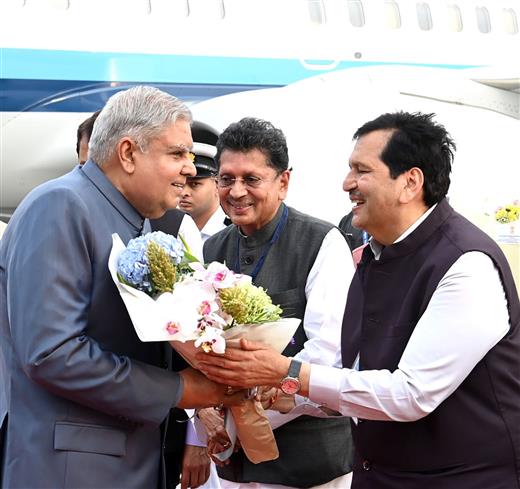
[265, 227, 355, 429]
[220, 226, 356, 489]
[200, 206, 228, 244]
[309, 206, 510, 422]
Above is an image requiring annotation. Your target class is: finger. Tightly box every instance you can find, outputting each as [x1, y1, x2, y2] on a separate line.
[180, 472, 190, 489]
[204, 463, 210, 485]
[199, 367, 243, 387]
[257, 386, 277, 401]
[222, 389, 248, 407]
[192, 467, 203, 489]
[239, 338, 268, 351]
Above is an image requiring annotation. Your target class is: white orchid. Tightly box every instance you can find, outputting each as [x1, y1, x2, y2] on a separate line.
[155, 279, 217, 340]
[194, 324, 226, 354]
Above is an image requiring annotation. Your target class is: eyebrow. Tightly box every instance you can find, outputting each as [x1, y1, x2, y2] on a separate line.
[166, 144, 192, 152]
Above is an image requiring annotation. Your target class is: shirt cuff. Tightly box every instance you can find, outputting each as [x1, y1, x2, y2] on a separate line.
[184, 410, 206, 447]
[309, 364, 342, 412]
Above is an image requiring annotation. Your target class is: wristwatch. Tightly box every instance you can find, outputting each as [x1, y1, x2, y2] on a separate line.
[280, 359, 302, 395]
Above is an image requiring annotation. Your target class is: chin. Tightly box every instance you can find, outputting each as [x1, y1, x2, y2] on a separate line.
[351, 215, 362, 228]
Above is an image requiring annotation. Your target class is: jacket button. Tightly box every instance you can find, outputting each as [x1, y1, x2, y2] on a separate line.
[362, 460, 371, 471]
[243, 256, 254, 265]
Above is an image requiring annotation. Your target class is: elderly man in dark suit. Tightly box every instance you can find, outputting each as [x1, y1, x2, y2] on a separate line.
[0, 86, 243, 489]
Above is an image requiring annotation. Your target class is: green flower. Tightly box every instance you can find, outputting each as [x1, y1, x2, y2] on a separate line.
[147, 240, 177, 294]
[219, 283, 282, 325]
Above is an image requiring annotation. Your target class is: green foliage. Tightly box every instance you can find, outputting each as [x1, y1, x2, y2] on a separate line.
[219, 283, 282, 325]
[147, 241, 177, 294]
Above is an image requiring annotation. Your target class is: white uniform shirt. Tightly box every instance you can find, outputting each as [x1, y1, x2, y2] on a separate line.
[200, 206, 228, 244]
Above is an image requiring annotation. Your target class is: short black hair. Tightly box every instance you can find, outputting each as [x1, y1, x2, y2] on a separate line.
[76, 110, 101, 156]
[215, 117, 289, 173]
[353, 111, 456, 207]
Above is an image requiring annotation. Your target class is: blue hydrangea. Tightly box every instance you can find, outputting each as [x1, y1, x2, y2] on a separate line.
[117, 231, 185, 292]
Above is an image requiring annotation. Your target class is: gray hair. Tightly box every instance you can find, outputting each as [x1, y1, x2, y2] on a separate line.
[89, 86, 192, 165]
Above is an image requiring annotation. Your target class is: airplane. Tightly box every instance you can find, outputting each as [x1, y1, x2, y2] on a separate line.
[190, 65, 520, 227]
[1, 0, 519, 229]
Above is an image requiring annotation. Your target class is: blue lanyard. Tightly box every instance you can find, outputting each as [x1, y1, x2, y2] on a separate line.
[235, 205, 289, 283]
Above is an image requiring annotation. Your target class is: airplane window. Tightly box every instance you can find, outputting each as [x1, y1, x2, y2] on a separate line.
[476, 6, 491, 33]
[416, 2, 433, 31]
[384, 0, 401, 29]
[503, 8, 518, 34]
[308, 0, 326, 24]
[446, 4, 463, 32]
[347, 0, 365, 27]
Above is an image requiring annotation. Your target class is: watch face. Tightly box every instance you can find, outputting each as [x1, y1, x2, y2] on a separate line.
[281, 377, 300, 395]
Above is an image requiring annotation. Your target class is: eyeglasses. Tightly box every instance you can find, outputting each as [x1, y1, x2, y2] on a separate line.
[217, 174, 281, 189]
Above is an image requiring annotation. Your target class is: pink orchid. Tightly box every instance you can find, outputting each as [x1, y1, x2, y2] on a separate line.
[165, 321, 180, 336]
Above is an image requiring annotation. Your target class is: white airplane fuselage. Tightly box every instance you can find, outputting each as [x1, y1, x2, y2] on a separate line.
[1, 0, 519, 225]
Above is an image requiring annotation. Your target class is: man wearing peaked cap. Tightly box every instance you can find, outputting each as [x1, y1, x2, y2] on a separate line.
[179, 142, 230, 242]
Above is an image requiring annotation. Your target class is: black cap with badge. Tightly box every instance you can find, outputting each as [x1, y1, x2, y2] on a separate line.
[191, 142, 217, 178]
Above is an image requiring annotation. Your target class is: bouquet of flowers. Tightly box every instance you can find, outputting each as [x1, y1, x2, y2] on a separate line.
[108, 231, 300, 463]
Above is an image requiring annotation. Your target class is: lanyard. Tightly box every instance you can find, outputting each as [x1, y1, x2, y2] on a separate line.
[235, 205, 289, 283]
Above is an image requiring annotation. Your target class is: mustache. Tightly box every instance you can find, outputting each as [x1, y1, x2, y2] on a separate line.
[227, 198, 253, 206]
[349, 191, 364, 200]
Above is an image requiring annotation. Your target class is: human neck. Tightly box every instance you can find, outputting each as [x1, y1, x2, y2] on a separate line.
[193, 200, 220, 231]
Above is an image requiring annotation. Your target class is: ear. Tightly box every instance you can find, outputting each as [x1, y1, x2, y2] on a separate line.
[278, 170, 291, 200]
[399, 167, 424, 204]
[118, 137, 137, 175]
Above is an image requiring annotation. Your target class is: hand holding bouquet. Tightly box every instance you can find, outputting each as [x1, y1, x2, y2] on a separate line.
[108, 231, 300, 463]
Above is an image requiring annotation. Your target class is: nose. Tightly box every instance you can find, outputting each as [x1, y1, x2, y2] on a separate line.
[228, 179, 248, 199]
[343, 168, 356, 192]
[182, 157, 197, 177]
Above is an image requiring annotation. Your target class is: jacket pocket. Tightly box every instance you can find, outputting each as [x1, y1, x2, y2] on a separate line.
[270, 287, 305, 317]
[54, 421, 127, 457]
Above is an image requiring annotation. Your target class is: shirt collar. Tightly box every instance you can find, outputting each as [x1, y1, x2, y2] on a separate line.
[236, 203, 285, 247]
[201, 206, 228, 241]
[81, 160, 144, 232]
[369, 204, 438, 260]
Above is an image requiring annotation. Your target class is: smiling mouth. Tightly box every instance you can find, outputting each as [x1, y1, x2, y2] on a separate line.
[229, 201, 253, 211]
[352, 200, 365, 208]
[172, 183, 185, 189]
[350, 193, 365, 208]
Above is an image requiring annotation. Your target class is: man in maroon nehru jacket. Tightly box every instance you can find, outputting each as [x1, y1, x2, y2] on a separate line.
[197, 111, 520, 489]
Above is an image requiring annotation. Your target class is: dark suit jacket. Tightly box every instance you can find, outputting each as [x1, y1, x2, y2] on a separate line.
[0, 161, 183, 488]
[338, 211, 365, 251]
